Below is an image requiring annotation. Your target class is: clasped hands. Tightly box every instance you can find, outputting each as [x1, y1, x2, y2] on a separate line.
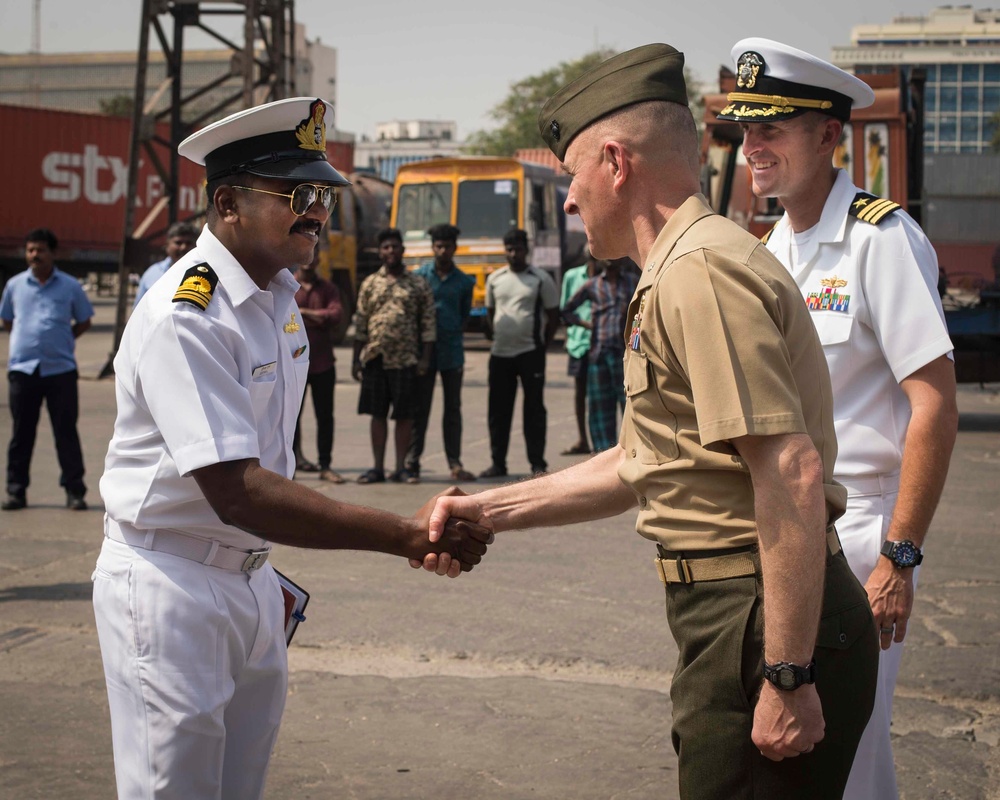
[409, 487, 493, 579]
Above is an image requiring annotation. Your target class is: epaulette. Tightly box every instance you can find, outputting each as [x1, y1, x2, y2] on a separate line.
[848, 192, 901, 226]
[760, 221, 780, 245]
[172, 263, 218, 310]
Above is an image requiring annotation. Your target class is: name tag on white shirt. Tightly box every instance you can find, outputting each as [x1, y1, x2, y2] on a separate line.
[252, 361, 277, 378]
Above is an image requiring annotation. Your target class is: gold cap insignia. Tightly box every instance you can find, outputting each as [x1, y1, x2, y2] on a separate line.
[283, 312, 301, 333]
[295, 99, 327, 152]
[820, 276, 848, 288]
[736, 51, 763, 90]
[172, 263, 217, 310]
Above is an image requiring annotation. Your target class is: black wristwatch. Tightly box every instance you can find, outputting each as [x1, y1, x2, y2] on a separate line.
[763, 659, 816, 691]
[880, 539, 923, 569]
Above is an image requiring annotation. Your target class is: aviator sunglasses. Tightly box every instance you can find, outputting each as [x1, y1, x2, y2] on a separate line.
[232, 183, 337, 215]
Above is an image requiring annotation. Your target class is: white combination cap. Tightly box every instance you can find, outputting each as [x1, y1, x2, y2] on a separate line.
[717, 38, 875, 123]
[178, 96, 350, 185]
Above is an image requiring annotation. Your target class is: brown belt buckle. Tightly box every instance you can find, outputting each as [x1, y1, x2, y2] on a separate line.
[675, 556, 693, 584]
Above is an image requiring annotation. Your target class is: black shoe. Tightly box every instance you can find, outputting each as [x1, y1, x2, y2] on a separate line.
[1, 494, 26, 511]
[478, 464, 508, 479]
[531, 465, 547, 477]
[66, 493, 88, 511]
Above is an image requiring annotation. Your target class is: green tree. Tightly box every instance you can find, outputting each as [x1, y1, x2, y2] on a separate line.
[465, 49, 616, 156]
[465, 50, 703, 157]
[99, 94, 134, 118]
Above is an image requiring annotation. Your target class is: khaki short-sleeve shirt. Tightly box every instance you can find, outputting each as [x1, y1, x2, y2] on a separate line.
[618, 194, 845, 551]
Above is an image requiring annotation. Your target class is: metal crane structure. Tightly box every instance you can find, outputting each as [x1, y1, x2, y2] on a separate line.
[103, 0, 296, 376]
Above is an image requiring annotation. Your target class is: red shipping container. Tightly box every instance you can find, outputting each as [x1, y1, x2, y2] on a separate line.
[0, 104, 205, 258]
[0, 104, 355, 261]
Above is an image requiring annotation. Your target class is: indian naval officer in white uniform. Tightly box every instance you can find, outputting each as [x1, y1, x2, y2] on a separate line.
[92, 97, 492, 800]
[718, 40, 958, 799]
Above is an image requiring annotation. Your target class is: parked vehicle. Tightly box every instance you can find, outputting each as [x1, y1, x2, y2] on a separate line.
[390, 157, 587, 316]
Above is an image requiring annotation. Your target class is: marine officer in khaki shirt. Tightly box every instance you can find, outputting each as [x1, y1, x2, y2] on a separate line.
[415, 44, 879, 799]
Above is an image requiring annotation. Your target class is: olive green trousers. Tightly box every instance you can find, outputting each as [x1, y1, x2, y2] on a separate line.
[665, 548, 879, 799]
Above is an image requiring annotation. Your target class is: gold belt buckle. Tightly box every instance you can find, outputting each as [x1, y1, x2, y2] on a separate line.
[242, 550, 270, 572]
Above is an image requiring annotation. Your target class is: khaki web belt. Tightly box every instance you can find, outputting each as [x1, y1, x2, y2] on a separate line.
[655, 526, 842, 585]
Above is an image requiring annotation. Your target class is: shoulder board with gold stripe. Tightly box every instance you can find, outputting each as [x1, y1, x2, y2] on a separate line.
[848, 192, 901, 226]
[172, 262, 218, 310]
[760, 221, 780, 245]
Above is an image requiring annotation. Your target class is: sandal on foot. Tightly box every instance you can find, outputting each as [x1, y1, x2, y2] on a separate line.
[396, 468, 420, 485]
[357, 468, 385, 484]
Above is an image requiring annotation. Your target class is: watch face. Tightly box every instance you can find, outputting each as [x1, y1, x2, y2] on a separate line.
[894, 541, 918, 567]
[777, 668, 797, 690]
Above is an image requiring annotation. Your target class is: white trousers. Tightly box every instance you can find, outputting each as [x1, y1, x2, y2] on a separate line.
[837, 479, 919, 800]
[92, 536, 288, 800]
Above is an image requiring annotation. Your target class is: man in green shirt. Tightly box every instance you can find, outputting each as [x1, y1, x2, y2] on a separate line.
[558, 252, 597, 455]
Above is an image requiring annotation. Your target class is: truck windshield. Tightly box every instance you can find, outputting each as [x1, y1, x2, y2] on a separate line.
[457, 179, 519, 239]
[396, 182, 452, 240]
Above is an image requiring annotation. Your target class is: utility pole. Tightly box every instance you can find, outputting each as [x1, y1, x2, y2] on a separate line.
[30, 0, 41, 54]
[101, 0, 296, 377]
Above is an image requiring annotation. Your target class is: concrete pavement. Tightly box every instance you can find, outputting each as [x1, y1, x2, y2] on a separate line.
[1, 296, 998, 799]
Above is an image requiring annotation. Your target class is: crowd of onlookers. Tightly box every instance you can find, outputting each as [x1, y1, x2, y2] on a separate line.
[0, 222, 639, 510]
[300, 223, 639, 485]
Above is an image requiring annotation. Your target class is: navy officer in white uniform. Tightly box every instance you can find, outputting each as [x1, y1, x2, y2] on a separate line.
[718, 40, 958, 800]
[92, 97, 492, 800]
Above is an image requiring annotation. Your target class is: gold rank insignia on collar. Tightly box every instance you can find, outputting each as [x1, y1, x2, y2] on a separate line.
[283, 312, 301, 333]
[172, 263, 218, 310]
[848, 191, 901, 226]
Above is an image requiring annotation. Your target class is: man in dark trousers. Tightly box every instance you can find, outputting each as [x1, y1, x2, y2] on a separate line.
[422, 45, 879, 800]
[479, 228, 559, 478]
[406, 223, 477, 482]
[292, 246, 345, 483]
[1, 227, 93, 511]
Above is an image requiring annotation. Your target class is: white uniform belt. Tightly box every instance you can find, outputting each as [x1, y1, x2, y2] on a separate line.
[836, 472, 901, 498]
[104, 516, 271, 572]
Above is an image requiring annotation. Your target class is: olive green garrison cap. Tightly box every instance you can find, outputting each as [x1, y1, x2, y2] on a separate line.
[538, 44, 688, 161]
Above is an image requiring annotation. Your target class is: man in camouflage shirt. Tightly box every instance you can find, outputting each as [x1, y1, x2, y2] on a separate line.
[351, 228, 436, 484]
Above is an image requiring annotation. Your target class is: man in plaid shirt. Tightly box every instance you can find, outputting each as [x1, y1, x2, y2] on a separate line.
[562, 257, 638, 451]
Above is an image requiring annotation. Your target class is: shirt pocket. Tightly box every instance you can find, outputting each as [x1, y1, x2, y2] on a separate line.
[248, 374, 278, 421]
[623, 351, 678, 465]
[810, 312, 854, 375]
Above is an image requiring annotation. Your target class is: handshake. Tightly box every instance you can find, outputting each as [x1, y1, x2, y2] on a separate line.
[407, 486, 494, 579]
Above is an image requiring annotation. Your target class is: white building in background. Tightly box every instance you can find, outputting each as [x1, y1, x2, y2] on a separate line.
[0, 23, 339, 129]
[832, 6, 1000, 153]
[355, 120, 464, 182]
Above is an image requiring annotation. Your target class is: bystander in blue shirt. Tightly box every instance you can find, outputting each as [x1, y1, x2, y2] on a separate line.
[133, 256, 172, 309]
[0, 268, 94, 376]
[414, 261, 474, 371]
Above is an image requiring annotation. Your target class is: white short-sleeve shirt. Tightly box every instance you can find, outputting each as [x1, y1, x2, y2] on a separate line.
[766, 169, 953, 478]
[100, 227, 309, 548]
[485, 265, 559, 358]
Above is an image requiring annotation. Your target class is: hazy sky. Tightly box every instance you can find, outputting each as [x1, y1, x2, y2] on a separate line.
[1, 0, 945, 138]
